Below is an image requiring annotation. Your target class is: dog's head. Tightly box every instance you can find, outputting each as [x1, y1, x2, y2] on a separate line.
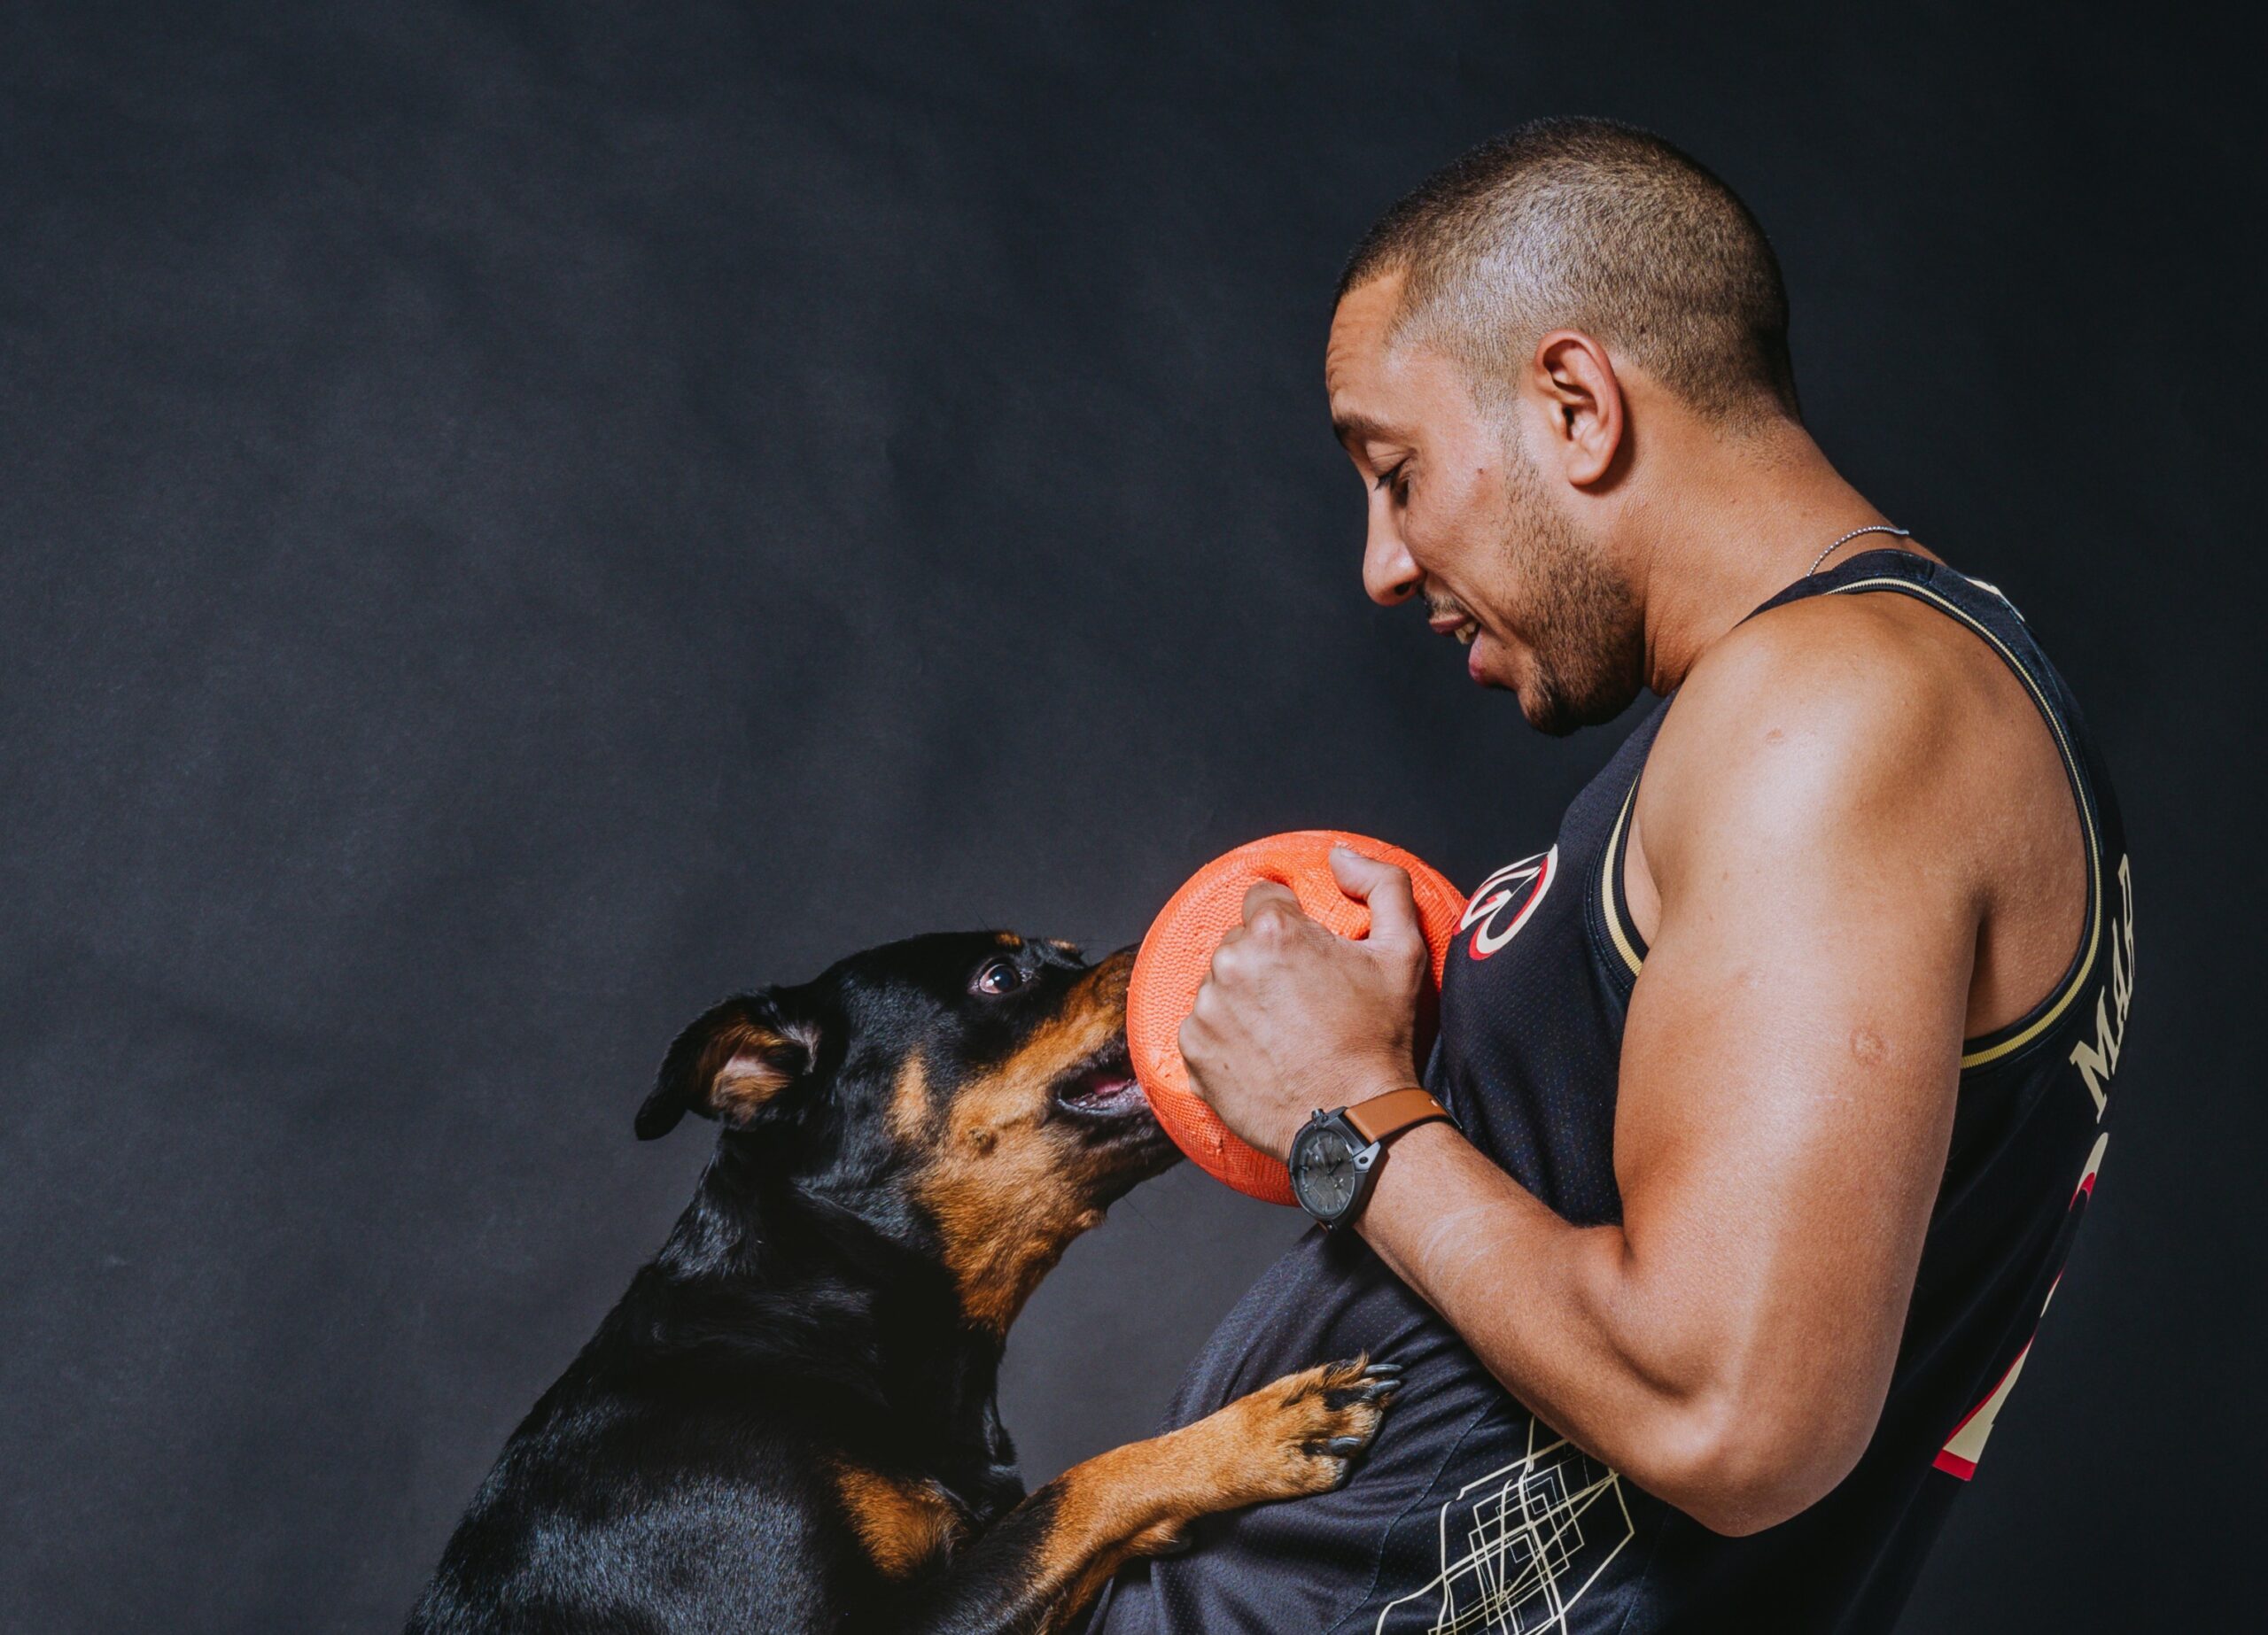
[636, 934, 1177, 1334]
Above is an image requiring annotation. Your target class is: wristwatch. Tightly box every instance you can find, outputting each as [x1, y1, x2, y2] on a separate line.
[1287, 1088, 1457, 1228]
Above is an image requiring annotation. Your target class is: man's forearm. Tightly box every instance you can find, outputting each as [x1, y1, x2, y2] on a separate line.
[1353, 1119, 1840, 1533]
[1354, 1120, 1683, 1453]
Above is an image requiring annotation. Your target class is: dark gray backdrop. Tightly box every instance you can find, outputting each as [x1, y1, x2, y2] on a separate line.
[3, 3, 2256, 1629]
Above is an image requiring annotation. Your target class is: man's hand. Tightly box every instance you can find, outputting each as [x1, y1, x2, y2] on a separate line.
[1177, 845, 1429, 1160]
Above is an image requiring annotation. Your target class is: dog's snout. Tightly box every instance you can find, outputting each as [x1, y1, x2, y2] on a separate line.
[1085, 946, 1137, 1010]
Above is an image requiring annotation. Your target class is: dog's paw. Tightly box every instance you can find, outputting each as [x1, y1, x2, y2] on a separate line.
[1216, 1355, 1403, 1501]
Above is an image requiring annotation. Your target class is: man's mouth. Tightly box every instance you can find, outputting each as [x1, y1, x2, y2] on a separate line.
[1425, 601, 1482, 646]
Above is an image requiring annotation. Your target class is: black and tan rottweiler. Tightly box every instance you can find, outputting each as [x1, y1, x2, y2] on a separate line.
[408, 932, 1401, 1633]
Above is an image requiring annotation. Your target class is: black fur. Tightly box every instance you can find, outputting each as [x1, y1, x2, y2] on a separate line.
[408, 932, 1175, 1634]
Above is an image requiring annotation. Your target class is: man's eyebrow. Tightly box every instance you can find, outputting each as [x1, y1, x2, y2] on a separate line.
[1330, 409, 1395, 446]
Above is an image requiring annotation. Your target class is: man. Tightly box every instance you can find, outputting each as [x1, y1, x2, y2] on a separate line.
[1091, 120, 2132, 1633]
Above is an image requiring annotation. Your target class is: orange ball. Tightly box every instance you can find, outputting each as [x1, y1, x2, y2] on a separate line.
[1126, 831, 1464, 1205]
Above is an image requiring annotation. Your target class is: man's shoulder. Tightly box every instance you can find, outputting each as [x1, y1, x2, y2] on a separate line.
[1680, 586, 1979, 734]
[1639, 583, 2047, 873]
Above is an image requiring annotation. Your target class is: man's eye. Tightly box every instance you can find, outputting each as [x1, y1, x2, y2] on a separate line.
[973, 958, 1026, 996]
[1375, 461, 1410, 500]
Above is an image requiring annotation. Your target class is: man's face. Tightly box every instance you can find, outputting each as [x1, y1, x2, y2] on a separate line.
[1325, 274, 1641, 734]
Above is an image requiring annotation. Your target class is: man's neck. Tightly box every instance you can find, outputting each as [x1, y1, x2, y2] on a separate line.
[1627, 422, 1916, 696]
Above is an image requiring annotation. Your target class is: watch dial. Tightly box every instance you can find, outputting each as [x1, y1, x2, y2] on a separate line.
[1293, 1125, 1360, 1219]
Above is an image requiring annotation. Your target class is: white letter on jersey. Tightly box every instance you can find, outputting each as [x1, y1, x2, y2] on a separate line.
[2069, 855, 2135, 1120]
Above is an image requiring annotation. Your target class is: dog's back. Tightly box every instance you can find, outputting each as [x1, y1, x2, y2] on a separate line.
[410, 1278, 861, 1635]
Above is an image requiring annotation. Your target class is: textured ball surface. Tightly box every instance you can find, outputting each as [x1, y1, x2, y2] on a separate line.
[1127, 830, 1464, 1205]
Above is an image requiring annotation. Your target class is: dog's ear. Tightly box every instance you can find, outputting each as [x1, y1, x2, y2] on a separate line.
[635, 991, 819, 1140]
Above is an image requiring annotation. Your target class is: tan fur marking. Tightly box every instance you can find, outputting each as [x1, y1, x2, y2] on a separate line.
[830, 1461, 969, 1579]
[886, 1052, 932, 1145]
[911, 957, 1133, 1333]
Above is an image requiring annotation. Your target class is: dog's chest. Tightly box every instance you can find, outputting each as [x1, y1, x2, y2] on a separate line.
[830, 1448, 1024, 1580]
[830, 1463, 979, 1577]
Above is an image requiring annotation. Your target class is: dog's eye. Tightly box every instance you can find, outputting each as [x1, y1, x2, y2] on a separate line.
[973, 957, 1026, 996]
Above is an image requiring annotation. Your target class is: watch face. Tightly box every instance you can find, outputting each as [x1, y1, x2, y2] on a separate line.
[1292, 1122, 1362, 1220]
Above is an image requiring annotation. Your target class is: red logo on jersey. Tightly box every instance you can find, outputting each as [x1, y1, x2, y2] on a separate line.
[1460, 848, 1557, 960]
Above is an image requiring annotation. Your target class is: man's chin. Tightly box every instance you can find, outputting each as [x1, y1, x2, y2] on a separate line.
[1468, 637, 1623, 733]
[1499, 663, 1637, 738]
[1521, 696, 1588, 738]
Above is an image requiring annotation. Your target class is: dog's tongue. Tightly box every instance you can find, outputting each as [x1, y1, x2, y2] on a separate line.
[1064, 1062, 1142, 1110]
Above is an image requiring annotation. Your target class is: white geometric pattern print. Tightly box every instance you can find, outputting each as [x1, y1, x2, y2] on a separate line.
[1373, 1420, 1635, 1633]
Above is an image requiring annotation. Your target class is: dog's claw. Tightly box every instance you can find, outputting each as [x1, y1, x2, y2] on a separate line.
[1326, 1374, 1404, 1410]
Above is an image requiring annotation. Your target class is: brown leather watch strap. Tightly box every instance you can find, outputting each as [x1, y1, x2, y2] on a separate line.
[1342, 1087, 1454, 1146]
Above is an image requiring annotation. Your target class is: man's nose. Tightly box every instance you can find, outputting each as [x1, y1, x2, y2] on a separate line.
[1362, 506, 1422, 608]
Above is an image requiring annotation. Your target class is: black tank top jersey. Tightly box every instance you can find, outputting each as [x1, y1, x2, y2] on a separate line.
[1090, 553, 2132, 1635]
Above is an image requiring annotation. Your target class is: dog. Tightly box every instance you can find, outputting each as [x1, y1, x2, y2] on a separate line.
[408, 932, 1402, 1633]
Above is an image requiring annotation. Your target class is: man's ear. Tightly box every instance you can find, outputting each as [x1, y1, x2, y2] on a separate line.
[1531, 328, 1626, 487]
[635, 991, 820, 1140]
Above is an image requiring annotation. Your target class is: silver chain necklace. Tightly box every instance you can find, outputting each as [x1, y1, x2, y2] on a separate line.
[1808, 523, 1912, 577]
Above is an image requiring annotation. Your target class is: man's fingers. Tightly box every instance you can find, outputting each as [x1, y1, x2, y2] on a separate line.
[1175, 1013, 1207, 1081]
[1241, 878, 1304, 930]
[1331, 843, 1421, 949]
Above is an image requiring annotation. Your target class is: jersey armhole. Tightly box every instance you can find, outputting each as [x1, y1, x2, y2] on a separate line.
[1826, 576, 2103, 1073]
[1596, 570, 2103, 1075]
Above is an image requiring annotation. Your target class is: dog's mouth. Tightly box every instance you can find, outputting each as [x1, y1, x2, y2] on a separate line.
[1052, 1039, 1147, 1123]
[1049, 1035, 1181, 1197]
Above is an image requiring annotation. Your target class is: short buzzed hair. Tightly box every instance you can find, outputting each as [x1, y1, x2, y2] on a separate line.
[1340, 119, 1800, 424]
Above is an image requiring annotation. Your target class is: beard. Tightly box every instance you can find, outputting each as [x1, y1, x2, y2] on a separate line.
[1475, 438, 1646, 736]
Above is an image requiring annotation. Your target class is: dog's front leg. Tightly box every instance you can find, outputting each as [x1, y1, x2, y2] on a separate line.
[893, 1357, 1401, 1635]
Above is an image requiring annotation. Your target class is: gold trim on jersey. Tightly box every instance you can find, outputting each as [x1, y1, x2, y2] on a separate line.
[1593, 574, 2104, 1073]
[1601, 779, 1643, 980]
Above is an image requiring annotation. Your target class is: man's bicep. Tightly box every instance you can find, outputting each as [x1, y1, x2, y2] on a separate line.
[1611, 676, 1977, 1422]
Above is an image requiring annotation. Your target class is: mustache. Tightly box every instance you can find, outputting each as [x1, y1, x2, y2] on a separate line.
[1423, 589, 1470, 623]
